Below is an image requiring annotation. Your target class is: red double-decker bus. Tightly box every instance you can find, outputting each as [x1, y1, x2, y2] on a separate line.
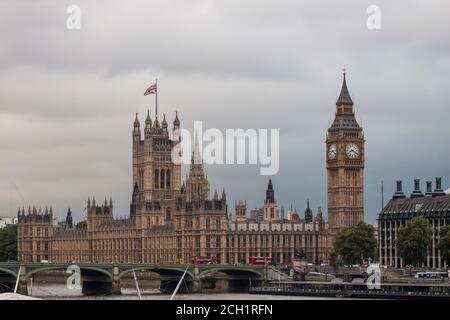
[191, 255, 217, 265]
[249, 256, 272, 265]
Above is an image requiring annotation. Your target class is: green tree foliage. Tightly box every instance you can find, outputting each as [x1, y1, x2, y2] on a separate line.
[396, 216, 432, 267]
[332, 222, 377, 265]
[438, 225, 450, 266]
[0, 225, 17, 261]
[329, 249, 339, 269]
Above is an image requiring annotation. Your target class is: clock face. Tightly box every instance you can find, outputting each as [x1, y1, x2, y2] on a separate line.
[345, 143, 360, 159]
[328, 144, 337, 159]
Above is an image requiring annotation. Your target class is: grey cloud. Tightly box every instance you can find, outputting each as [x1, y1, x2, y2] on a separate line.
[1, 0, 450, 224]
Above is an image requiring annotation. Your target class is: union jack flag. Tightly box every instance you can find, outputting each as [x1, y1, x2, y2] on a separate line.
[144, 83, 157, 95]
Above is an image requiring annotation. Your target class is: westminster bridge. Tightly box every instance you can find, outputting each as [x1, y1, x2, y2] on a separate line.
[0, 262, 273, 295]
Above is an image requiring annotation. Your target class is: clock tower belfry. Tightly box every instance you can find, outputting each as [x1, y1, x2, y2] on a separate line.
[326, 72, 365, 231]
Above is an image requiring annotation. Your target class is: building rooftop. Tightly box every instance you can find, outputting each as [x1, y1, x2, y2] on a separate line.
[379, 178, 450, 220]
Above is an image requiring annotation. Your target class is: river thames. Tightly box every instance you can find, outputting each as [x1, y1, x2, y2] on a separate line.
[28, 283, 344, 300]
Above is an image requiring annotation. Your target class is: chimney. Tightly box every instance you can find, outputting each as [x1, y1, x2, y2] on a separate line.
[433, 177, 445, 196]
[425, 181, 433, 196]
[393, 180, 406, 200]
[410, 179, 424, 198]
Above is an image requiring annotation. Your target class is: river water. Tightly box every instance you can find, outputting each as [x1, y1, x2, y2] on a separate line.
[29, 283, 342, 300]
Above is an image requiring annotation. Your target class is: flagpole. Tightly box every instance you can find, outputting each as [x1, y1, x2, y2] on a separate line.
[156, 78, 158, 116]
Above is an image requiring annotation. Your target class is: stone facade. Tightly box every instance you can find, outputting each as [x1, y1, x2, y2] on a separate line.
[17, 74, 364, 265]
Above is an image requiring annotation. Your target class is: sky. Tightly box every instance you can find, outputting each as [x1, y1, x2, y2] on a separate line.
[0, 0, 449, 224]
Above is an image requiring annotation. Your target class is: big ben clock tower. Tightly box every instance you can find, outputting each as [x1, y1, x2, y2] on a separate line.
[326, 71, 365, 231]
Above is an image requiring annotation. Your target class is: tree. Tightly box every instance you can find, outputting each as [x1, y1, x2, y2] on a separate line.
[332, 222, 377, 266]
[329, 249, 340, 269]
[396, 216, 432, 267]
[0, 225, 17, 261]
[438, 225, 450, 266]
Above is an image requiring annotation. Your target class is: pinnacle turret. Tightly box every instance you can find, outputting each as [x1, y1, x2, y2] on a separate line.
[173, 110, 180, 129]
[162, 113, 168, 129]
[145, 109, 152, 130]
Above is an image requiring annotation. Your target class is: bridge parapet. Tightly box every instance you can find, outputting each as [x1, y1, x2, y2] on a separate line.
[0, 262, 273, 294]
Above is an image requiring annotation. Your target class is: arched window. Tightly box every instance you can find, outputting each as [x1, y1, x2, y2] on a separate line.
[166, 207, 171, 220]
[160, 169, 165, 189]
[154, 169, 159, 189]
[166, 170, 171, 189]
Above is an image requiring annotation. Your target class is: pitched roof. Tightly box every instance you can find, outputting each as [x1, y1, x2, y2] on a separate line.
[378, 194, 450, 220]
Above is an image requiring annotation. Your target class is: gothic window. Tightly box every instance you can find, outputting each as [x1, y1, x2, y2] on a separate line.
[216, 218, 220, 229]
[154, 169, 159, 189]
[216, 236, 221, 247]
[160, 169, 165, 189]
[166, 170, 171, 189]
[166, 207, 171, 220]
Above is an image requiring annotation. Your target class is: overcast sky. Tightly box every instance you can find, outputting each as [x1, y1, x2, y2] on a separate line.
[1, 0, 449, 224]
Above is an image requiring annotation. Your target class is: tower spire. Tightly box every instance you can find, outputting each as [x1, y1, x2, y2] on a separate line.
[336, 69, 353, 106]
[173, 110, 180, 129]
[192, 131, 202, 166]
[304, 198, 313, 223]
[134, 112, 140, 127]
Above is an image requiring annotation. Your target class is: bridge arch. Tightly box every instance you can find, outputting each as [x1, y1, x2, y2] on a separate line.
[26, 265, 113, 280]
[0, 266, 18, 278]
[199, 266, 264, 279]
[118, 265, 194, 280]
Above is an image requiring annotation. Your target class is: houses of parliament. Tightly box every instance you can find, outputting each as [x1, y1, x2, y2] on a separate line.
[17, 73, 365, 265]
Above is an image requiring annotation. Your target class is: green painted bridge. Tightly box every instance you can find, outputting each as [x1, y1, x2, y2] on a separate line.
[0, 262, 270, 295]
